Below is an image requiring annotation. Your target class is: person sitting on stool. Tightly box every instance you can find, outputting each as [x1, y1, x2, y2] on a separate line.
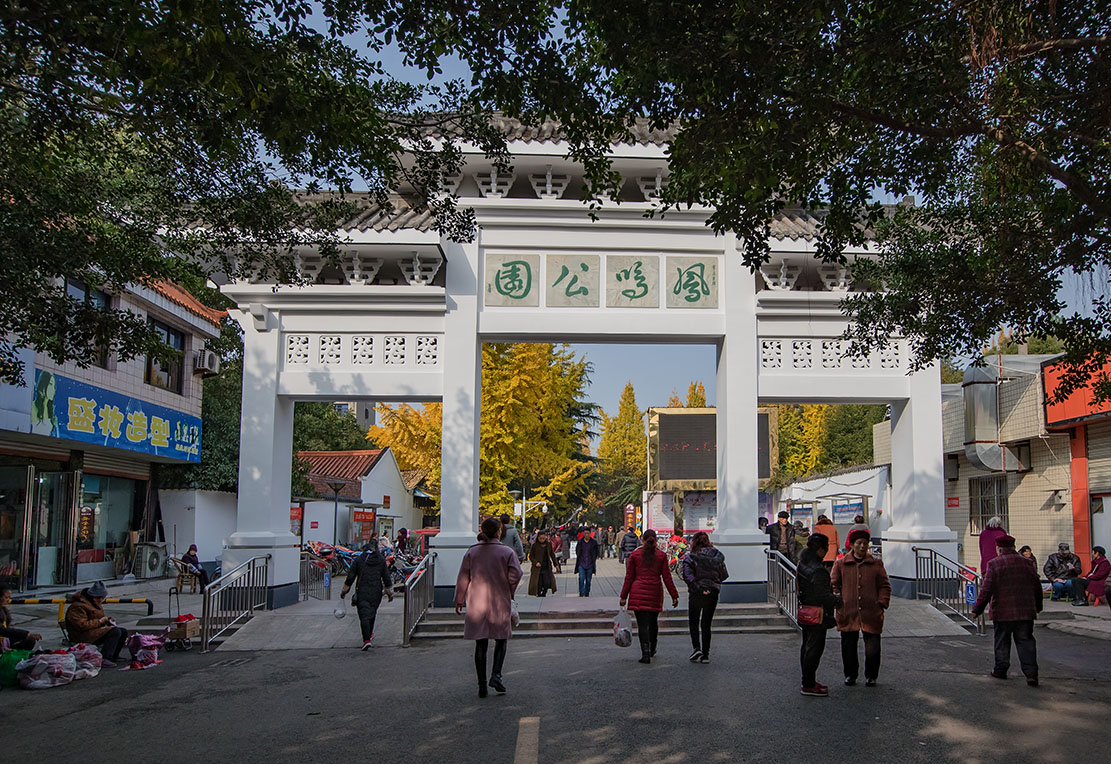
[65, 581, 127, 668]
[1043, 542, 1082, 600]
[1069, 546, 1110, 606]
[181, 544, 210, 589]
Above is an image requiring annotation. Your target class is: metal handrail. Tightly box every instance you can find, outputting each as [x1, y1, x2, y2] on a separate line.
[402, 552, 436, 647]
[201, 554, 271, 652]
[299, 557, 328, 601]
[765, 549, 800, 630]
[912, 546, 985, 635]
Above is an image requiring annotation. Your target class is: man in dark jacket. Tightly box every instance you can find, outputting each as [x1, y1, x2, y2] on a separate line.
[619, 527, 641, 563]
[767, 511, 799, 562]
[575, 530, 601, 596]
[972, 534, 1043, 686]
[341, 543, 393, 650]
[1043, 542, 1082, 600]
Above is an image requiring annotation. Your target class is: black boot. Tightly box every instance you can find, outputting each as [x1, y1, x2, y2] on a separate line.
[639, 645, 651, 664]
[489, 639, 508, 692]
[650, 641, 657, 657]
[478, 681, 488, 698]
[489, 674, 507, 693]
[475, 640, 489, 697]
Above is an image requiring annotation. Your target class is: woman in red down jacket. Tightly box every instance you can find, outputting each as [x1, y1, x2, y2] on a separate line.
[620, 529, 679, 664]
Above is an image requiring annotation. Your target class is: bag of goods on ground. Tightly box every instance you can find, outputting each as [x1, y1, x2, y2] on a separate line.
[613, 608, 633, 648]
[67, 643, 103, 679]
[17, 652, 76, 689]
[0, 649, 32, 688]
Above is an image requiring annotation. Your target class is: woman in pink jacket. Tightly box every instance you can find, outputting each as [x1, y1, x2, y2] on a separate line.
[620, 529, 679, 664]
[455, 517, 523, 697]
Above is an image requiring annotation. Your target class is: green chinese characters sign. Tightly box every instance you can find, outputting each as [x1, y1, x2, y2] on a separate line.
[546, 255, 600, 307]
[485, 254, 540, 307]
[666, 256, 719, 309]
[607, 255, 660, 307]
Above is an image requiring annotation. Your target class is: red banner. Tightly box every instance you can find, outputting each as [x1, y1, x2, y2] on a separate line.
[290, 507, 303, 520]
[353, 510, 376, 523]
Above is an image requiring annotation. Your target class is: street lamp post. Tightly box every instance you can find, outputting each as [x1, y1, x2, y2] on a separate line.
[327, 479, 346, 547]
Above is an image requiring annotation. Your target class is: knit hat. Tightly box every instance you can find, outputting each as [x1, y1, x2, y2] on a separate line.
[87, 581, 108, 598]
[1058, 542, 1071, 552]
[995, 534, 1016, 548]
[847, 528, 871, 544]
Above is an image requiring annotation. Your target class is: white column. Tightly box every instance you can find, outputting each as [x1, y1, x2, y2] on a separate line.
[883, 364, 957, 595]
[224, 308, 300, 606]
[714, 234, 768, 601]
[431, 237, 482, 602]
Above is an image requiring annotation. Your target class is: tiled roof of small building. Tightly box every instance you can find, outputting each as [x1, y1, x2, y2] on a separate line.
[298, 449, 384, 500]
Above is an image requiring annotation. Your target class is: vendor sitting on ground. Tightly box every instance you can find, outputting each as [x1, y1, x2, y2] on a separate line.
[65, 581, 128, 668]
[1, 586, 42, 651]
[181, 544, 211, 589]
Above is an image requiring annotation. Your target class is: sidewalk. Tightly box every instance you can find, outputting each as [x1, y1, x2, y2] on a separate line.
[1043, 597, 1111, 640]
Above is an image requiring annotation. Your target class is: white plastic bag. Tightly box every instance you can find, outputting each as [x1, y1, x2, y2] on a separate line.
[17, 653, 77, 689]
[510, 599, 520, 628]
[613, 608, 633, 648]
[68, 643, 103, 680]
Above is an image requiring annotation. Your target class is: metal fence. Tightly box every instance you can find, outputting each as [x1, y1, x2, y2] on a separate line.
[402, 553, 436, 647]
[201, 554, 271, 652]
[299, 558, 329, 601]
[913, 546, 985, 635]
[765, 549, 800, 630]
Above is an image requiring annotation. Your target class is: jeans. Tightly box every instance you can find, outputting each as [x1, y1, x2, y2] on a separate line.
[1051, 580, 1071, 599]
[94, 626, 128, 660]
[800, 625, 829, 686]
[688, 589, 719, 655]
[578, 568, 594, 596]
[474, 638, 508, 684]
[993, 620, 1038, 678]
[634, 610, 659, 652]
[840, 630, 881, 681]
[356, 599, 382, 641]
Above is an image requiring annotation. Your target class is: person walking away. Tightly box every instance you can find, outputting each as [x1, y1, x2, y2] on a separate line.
[65, 581, 127, 667]
[551, 529, 563, 563]
[1, 587, 42, 650]
[559, 527, 571, 565]
[620, 529, 679, 664]
[456, 517, 523, 697]
[1044, 542, 1082, 600]
[1069, 546, 1111, 606]
[620, 526, 641, 564]
[768, 511, 798, 562]
[971, 533, 1042, 686]
[528, 529, 559, 597]
[341, 542, 393, 649]
[832, 528, 891, 687]
[811, 516, 839, 570]
[978, 516, 1008, 573]
[180, 544, 211, 589]
[500, 514, 526, 563]
[576, 529, 600, 596]
[680, 531, 728, 663]
[797, 534, 842, 697]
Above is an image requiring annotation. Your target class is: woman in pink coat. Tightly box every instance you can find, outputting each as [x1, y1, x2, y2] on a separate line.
[455, 517, 523, 697]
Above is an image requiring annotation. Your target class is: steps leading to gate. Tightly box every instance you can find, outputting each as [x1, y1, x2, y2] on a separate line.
[411, 603, 795, 641]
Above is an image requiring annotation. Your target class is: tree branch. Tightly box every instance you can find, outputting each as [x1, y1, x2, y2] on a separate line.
[829, 100, 983, 139]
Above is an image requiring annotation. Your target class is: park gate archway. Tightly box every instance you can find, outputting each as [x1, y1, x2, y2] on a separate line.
[221, 133, 956, 607]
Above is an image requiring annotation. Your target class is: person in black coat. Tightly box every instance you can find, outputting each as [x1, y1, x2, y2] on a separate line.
[340, 543, 394, 650]
[797, 533, 842, 697]
[768, 511, 799, 562]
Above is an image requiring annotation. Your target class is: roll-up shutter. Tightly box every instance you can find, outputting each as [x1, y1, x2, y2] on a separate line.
[82, 451, 151, 480]
[1089, 421, 1111, 492]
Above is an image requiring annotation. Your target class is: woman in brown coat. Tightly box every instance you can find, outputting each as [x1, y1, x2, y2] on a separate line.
[65, 581, 129, 667]
[527, 529, 559, 597]
[831, 528, 891, 687]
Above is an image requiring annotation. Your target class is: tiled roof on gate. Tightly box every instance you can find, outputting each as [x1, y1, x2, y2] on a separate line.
[768, 208, 826, 241]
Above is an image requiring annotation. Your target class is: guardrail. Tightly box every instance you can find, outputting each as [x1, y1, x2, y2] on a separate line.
[11, 596, 155, 620]
[402, 553, 436, 647]
[913, 546, 985, 635]
[299, 557, 329, 601]
[765, 549, 800, 630]
[201, 555, 270, 652]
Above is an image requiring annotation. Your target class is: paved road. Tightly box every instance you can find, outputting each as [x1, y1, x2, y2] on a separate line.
[4, 627, 1109, 763]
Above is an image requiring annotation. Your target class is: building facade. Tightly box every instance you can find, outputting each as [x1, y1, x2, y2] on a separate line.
[0, 281, 221, 590]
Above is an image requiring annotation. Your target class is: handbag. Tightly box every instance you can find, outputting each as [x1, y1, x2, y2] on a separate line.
[797, 604, 823, 626]
[613, 608, 633, 648]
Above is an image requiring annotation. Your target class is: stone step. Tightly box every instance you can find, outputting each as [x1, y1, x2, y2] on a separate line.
[421, 604, 781, 622]
[411, 624, 796, 641]
[415, 614, 788, 633]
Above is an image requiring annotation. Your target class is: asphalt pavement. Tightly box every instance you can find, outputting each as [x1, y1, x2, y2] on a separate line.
[4, 627, 1110, 763]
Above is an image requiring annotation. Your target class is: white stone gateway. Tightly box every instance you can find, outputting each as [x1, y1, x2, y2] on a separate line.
[221, 127, 956, 607]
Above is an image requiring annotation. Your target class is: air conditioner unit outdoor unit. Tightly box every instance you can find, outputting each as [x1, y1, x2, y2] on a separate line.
[193, 350, 221, 376]
[133, 542, 167, 580]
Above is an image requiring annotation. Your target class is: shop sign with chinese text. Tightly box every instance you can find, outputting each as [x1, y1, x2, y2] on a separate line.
[32, 370, 202, 463]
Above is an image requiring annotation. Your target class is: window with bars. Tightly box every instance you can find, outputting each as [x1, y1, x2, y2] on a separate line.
[969, 474, 1009, 535]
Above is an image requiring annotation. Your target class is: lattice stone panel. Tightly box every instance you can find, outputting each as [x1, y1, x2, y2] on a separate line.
[415, 336, 439, 365]
[880, 345, 901, 369]
[319, 335, 342, 365]
[286, 335, 309, 365]
[352, 336, 374, 365]
[760, 340, 783, 369]
[821, 340, 843, 369]
[791, 340, 813, 369]
[383, 336, 407, 365]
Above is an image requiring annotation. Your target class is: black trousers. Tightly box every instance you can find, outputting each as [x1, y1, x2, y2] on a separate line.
[688, 589, 719, 655]
[1069, 578, 1090, 601]
[634, 610, 659, 651]
[356, 599, 382, 642]
[4, 629, 37, 651]
[474, 638, 507, 683]
[800, 625, 828, 686]
[993, 620, 1038, 678]
[840, 630, 881, 681]
[94, 626, 128, 660]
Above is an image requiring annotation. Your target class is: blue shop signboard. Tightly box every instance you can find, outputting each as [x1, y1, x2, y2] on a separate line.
[31, 370, 202, 462]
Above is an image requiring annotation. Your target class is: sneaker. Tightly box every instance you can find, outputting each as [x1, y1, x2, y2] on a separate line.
[801, 685, 829, 697]
[101, 659, 117, 669]
[361, 639, 373, 651]
[814, 682, 828, 691]
[844, 677, 856, 686]
[1071, 600, 1089, 607]
[689, 649, 702, 662]
[865, 678, 877, 687]
[699, 654, 710, 664]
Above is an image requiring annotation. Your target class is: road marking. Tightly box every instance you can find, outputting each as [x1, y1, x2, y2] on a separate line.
[514, 717, 540, 764]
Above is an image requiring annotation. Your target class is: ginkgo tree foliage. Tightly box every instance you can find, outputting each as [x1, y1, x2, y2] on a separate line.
[369, 343, 595, 517]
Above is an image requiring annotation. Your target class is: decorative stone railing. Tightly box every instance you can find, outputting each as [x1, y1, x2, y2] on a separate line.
[283, 333, 442, 370]
[758, 338, 907, 374]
